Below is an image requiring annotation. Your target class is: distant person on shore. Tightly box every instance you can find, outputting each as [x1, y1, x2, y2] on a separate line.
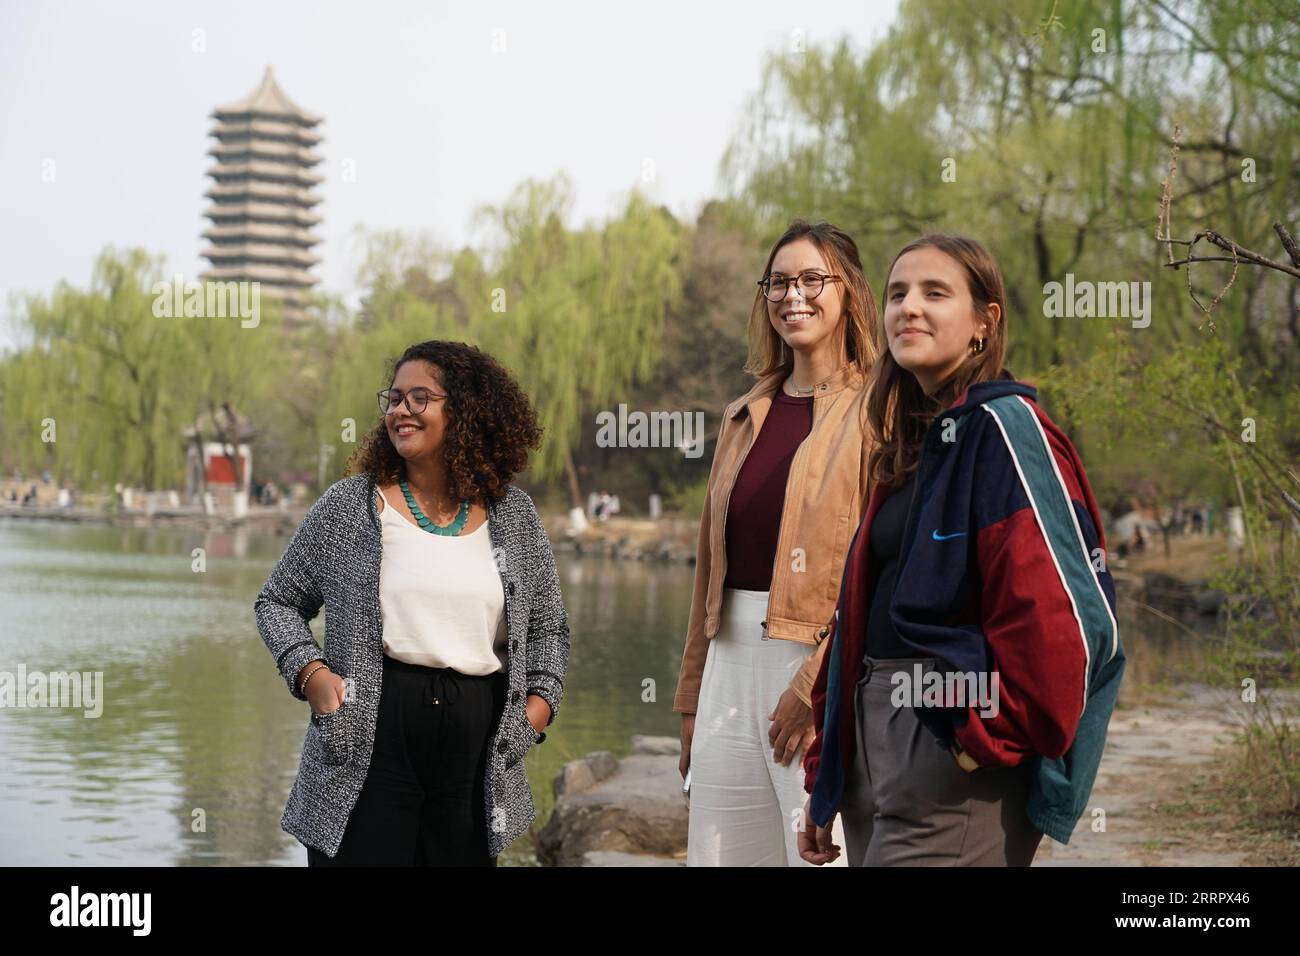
[254, 340, 569, 866]
[257, 480, 279, 506]
[673, 219, 878, 866]
[798, 234, 1125, 866]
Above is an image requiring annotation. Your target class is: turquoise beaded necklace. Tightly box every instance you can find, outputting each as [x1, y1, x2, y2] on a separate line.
[398, 476, 470, 536]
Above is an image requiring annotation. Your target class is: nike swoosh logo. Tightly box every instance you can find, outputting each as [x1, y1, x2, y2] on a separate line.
[932, 529, 967, 541]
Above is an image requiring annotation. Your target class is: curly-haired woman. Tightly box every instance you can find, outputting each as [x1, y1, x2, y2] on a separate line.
[253, 340, 570, 866]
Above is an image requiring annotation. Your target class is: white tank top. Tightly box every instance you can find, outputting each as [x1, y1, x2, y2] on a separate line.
[377, 492, 508, 674]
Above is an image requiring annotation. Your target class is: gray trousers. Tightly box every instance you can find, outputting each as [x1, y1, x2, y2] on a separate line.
[838, 656, 1043, 866]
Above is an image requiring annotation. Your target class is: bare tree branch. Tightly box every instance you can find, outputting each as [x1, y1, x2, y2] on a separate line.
[1155, 125, 1300, 331]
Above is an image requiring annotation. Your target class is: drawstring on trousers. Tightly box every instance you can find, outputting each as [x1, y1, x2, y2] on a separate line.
[380, 652, 503, 710]
[426, 668, 462, 707]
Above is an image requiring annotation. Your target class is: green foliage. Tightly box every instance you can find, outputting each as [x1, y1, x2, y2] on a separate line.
[721, 0, 1298, 374]
[0, 249, 283, 490]
[459, 175, 687, 488]
[2, 0, 1294, 522]
[665, 474, 710, 521]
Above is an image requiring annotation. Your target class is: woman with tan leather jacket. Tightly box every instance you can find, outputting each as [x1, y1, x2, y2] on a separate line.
[673, 219, 878, 866]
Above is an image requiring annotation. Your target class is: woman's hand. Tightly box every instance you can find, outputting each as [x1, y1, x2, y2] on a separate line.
[796, 797, 841, 865]
[679, 713, 696, 780]
[525, 694, 552, 735]
[299, 664, 346, 716]
[767, 688, 814, 767]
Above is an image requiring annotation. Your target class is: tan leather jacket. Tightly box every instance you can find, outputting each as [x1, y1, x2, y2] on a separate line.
[673, 361, 872, 714]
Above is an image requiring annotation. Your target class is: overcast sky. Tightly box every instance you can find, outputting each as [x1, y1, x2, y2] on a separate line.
[1, 0, 899, 352]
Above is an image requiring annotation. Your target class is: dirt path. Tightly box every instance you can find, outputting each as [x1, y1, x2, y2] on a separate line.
[1034, 684, 1251, 866]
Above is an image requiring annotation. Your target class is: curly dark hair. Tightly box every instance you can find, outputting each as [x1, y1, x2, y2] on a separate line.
[344, 340, 543, 504]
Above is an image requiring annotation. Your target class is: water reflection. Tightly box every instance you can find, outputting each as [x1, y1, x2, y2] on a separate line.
[0, 517, 1214, 865]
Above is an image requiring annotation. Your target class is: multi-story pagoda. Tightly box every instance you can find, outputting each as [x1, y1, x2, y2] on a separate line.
[201, 66, 323, 329]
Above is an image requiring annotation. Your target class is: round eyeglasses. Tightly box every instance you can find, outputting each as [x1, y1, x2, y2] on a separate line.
[757, 271, 844, 302]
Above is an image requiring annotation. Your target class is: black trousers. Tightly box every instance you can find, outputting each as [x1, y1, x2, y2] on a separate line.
[307, 653, 507, 867]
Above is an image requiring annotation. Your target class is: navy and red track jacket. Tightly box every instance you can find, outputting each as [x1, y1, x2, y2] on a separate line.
[803, 380, 1126, 845]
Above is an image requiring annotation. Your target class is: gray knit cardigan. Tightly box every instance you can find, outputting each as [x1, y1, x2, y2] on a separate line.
[253, 473, 570, 859]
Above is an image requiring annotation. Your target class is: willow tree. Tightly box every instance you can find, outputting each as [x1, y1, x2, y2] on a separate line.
[0, 247, 285, 493]
[319, 182, 684, 506]
[464, 173, 687, 506]
[719, 0, 1296, 376]
[0, 347, 58, 482]
[5, 248, 189, 490]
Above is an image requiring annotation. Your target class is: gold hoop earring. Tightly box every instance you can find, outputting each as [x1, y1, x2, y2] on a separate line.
[970, 337, 986, 355]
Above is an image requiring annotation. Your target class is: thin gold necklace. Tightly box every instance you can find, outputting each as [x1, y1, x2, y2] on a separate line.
[784, 373, 830, 396]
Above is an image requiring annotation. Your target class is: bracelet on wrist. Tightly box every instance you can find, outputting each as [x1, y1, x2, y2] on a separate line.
[300, 662, 328, 695]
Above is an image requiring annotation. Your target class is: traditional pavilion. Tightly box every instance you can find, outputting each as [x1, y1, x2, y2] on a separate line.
[181, 405, 257, 510]
[201, 66, 323, 329]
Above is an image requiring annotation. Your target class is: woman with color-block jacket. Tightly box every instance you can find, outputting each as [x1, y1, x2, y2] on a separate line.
[798, 234, 1125, 866]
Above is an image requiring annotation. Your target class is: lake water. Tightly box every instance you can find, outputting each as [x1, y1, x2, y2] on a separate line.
[0, 516, 1212, 865]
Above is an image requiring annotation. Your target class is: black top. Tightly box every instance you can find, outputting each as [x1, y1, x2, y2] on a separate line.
[865, 473, 918, 659]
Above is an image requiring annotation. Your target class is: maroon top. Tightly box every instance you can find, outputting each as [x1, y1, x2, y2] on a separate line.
[724, 391, 815, 591]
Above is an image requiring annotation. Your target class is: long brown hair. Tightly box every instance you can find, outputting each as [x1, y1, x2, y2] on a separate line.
[744, 220, 878, 379]
[866, 233, 1010, 488]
